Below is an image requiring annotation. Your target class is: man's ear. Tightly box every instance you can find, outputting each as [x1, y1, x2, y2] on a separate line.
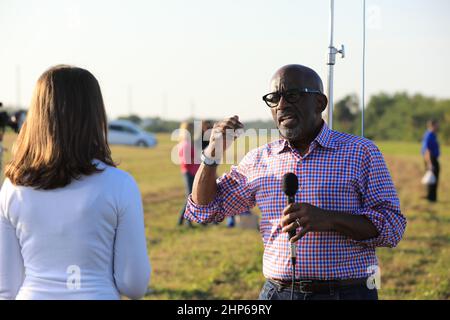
[316, 94, 328, 113]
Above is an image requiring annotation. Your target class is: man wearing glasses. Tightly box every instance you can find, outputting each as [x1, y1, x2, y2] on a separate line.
[184, 64, 406, 300]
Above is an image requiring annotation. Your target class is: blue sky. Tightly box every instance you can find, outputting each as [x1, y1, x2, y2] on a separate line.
[1, 0, 449, 121]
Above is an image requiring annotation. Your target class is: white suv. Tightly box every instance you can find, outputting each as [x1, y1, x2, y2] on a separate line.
[108, 120, 157, 148]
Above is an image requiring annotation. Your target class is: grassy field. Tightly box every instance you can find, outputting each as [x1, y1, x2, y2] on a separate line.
[2, 133, 449, 300]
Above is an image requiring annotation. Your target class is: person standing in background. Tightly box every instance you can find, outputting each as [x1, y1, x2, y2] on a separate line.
[0, 65, 151, 300]
[421, 119, 441, 202]
[177, 121, 201, 226]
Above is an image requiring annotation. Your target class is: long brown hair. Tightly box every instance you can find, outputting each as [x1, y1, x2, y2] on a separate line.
[5, 65, 115, 189]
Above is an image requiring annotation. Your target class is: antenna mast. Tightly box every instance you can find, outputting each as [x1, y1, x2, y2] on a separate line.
[326, 0, 345, 130]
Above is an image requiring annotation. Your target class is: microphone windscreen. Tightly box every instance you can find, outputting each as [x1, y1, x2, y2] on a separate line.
[282, 173, 298, 197]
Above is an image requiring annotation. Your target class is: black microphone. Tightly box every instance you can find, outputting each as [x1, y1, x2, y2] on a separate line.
[282, 172, 298, 300]
[282, 172, 299, 240]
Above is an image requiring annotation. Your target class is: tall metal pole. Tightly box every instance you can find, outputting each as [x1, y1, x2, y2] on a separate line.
[327, 0, 335, 130]
[326, 0, 344, 130]
[361, 0, 366, 137]
[127, 85, 133, 115]
[16, 65, 21, 108]
[162, 92, 168, 119]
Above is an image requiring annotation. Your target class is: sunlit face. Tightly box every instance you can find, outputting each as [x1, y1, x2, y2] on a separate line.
[269, 74, 324, 142]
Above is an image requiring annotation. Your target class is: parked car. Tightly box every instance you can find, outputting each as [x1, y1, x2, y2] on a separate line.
[108, 120, 157, 148]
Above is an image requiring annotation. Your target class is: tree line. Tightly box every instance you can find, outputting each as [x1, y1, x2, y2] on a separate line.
[333, 92, 449, 144]
[119, 92, 450, 144]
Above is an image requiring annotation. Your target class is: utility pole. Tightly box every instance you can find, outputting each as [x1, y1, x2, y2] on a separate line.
[127, 85, 133, 115]
[325, 0, 345, 130]
[16, 65, 21, 108]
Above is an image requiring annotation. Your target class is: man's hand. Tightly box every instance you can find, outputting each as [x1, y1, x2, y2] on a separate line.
[192, 115, 243, 206]
[280, 202, 380, 242]
[204, 115, 244, 160]
[281, 203, 334, 243]
[424, 149, 434, 171]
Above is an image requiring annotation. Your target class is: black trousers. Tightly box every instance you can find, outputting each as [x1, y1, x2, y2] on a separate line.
[258, 279, 378, 300]
[426, 157, 440, 202]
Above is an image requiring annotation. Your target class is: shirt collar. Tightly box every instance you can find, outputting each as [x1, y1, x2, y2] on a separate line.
[275, 121, 336, 154]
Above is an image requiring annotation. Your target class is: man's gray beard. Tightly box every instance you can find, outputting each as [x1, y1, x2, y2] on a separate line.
[279, 127, 301, 141]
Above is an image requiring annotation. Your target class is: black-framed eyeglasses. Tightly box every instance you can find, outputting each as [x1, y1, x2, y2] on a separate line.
[262, 88, 323, 108]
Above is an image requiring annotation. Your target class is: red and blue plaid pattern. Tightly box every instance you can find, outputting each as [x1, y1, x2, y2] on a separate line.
[185, 123, 406, 280]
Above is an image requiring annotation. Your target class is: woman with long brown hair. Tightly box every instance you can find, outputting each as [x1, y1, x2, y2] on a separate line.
[0, 65, 150, 299]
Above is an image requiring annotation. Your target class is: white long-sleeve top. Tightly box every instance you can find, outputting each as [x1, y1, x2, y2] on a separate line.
[0, 160, 151, 300]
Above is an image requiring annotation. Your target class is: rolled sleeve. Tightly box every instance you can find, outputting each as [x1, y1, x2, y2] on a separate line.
[184, 194, 222, 223]
[352, 144, 407, 248]
[184, 150, 257, 224]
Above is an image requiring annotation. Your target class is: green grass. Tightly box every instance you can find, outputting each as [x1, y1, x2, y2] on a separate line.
[373, 142, 450, 299]
[377, 140, 450, 157]
[2, 133, 449, 300]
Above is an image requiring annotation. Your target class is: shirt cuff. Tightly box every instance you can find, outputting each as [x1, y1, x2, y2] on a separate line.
[183, 194, 224, 223]
[350, 208, 390, 248]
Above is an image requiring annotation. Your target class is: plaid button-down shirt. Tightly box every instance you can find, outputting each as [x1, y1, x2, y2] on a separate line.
[185, 122, 406, 280]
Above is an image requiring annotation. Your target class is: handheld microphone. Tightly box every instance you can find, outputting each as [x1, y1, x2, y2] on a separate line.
[282, 172, 299, 241]
[282, 172, 298, 300]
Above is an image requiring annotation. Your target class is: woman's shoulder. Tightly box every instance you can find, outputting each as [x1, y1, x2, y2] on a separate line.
[91, 159, 138, 190]
[0, 178, 18, 197]
[0, 162, 139, 195]
[0, 179, 12, 204]
[1, 177, 13, 189]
